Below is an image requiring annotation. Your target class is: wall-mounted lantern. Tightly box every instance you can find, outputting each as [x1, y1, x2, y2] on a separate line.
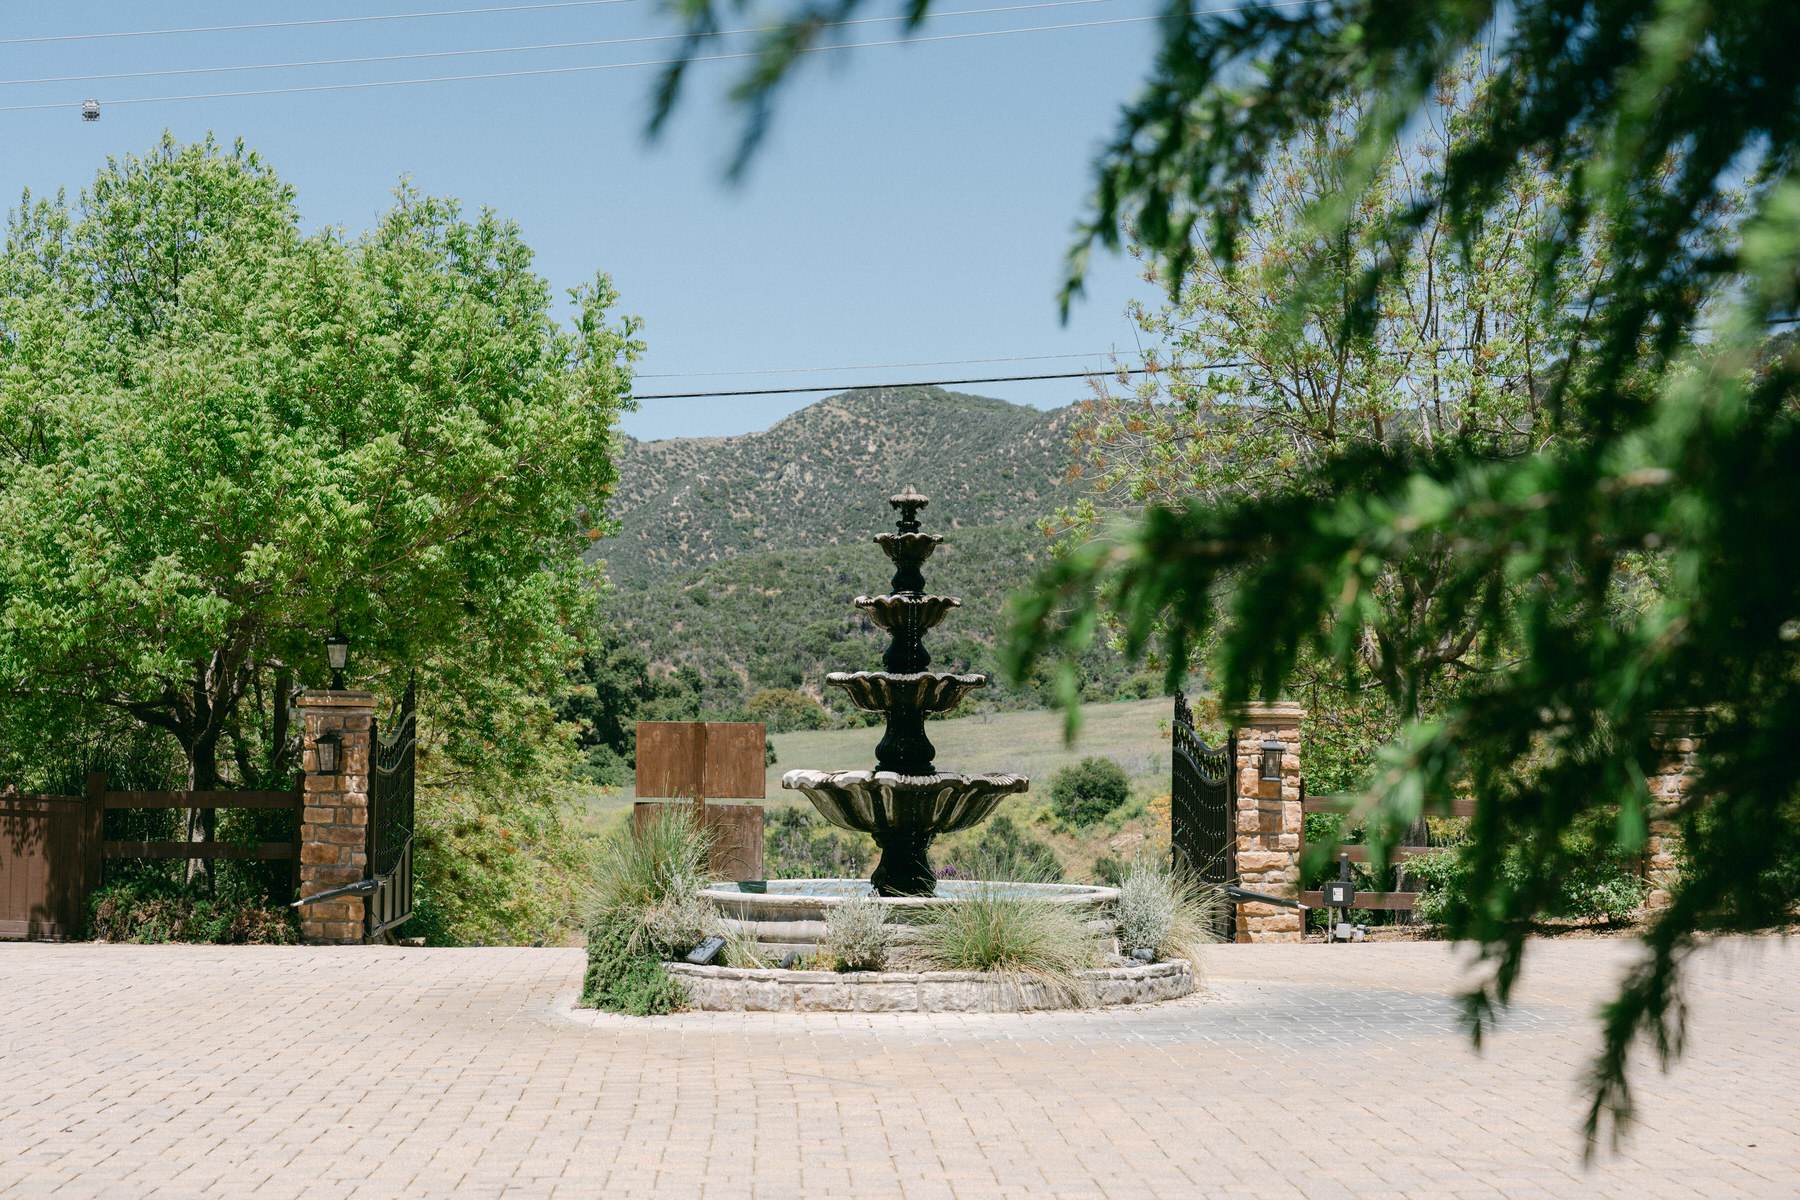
[325, 628, 349, 690]
[315, 730, 343, 775]
[1259, 740, 1285, 781]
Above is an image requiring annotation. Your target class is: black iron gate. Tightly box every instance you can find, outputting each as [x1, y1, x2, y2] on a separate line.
[1170, 692, 1236, 936]
[365, 679, 416, 939]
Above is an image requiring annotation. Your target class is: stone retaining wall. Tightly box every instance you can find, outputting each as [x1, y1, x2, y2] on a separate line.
[665, 959, 1193, 1012]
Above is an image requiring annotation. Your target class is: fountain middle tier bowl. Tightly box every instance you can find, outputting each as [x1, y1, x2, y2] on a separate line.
[782, 768, 1029, 836]
[854, 593, 960, 636]
[827, 671, 986, 714]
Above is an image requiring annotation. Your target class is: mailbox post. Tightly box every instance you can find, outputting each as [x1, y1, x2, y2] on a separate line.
[1322, 852, 1356, 942]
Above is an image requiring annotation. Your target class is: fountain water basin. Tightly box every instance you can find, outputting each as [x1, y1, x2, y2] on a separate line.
[699, 878, 1121, 959]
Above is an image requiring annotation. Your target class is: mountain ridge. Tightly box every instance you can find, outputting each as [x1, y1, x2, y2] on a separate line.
[597, 386, 1085, 587]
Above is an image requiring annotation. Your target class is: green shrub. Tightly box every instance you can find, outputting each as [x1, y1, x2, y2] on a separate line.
[747, 688, 832, 733]
[580, 807, 717, 1014]
[1409, 838, 1650, 926]
[1113, 859, 1224, 965]
[582, 916, 689, 1014]
[87, 877, 298, 944]
[822, 895, 891, 971]
[765, 805, 873, 879]
[1048, 757, 1131, 827]
[942, 814, 1065, 882]
[913, 881, 1102, 1006]
[1091, 853, 1127, 887]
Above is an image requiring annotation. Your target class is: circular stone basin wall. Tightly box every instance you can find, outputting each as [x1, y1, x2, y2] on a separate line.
[667, 959, 1192, 1012]
[699, 878, 1121, 959]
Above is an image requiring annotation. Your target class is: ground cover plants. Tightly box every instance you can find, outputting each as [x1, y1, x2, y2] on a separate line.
[580, 807, 719, 1014]
[820, 895, 892, 971]
[908, 872, 1104, 1006]
[1112, 860, 1224, 966]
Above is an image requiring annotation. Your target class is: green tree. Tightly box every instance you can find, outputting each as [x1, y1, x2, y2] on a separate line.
[649, 0, 1800, 1147]
[0, 135, 641, 862]
[1048, 756, 1131, 827]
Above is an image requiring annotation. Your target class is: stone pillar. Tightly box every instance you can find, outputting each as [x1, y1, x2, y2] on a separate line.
[295, 690, 375, 945]
[1642, 709, 1705, 911]
[1231, 701, 1306, 943]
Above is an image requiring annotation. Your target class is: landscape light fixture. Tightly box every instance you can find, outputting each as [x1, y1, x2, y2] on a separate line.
[81, 100, 99, 122]
[325, 628, 349, 690]
[1260, 740, 1285, 782]
[315, 730, 343, 775]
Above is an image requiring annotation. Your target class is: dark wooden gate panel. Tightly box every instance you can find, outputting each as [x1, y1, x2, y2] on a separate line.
[0, 793, 101, 939]
[366, 681, 416, 938]
[1170, 692, 1235, 935]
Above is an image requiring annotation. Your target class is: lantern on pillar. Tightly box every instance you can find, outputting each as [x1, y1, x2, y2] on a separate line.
[1259, 740, 1284, 781]
[325, 628, 349, 690]
[315, 730, 343, 775]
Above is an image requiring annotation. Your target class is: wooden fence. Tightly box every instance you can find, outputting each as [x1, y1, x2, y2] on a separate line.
[1298, 788, 1477, 910]
[0, 773, 303, 940]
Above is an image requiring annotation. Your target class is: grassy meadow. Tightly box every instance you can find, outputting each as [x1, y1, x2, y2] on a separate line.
[577, 697, 1179, 884]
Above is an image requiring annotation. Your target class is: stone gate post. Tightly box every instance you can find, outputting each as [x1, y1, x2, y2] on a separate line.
[1643, 709, 1706, 911]
[1231, 701, 1307, 943]
[295, 689, 375, 945]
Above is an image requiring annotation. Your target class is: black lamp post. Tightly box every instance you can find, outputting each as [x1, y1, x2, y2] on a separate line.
[325, 628, 349, 690]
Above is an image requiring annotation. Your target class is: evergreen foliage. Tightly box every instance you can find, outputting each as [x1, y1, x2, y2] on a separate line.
[1047, 757, 1132, 827]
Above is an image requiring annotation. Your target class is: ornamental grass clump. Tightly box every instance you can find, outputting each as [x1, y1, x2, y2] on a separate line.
[822, 895, 891, 971]
[913, 880, 1102, 1006]
[581, 806, 719, 1014]
[1113, 859, 1224, 968]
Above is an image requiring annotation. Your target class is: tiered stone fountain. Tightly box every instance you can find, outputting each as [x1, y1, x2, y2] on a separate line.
[697, 486, 1118, 967]
[781, 485, 1030, 895]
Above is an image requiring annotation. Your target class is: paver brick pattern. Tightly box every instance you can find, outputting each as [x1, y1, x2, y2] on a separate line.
[0, 937, 1794, 1199]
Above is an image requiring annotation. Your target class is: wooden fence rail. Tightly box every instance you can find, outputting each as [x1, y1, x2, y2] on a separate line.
[1298, 788, 1477, 912]
[1, 774, 303, 940]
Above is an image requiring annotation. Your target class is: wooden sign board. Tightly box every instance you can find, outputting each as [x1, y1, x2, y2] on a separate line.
[635, 721, 766, 800]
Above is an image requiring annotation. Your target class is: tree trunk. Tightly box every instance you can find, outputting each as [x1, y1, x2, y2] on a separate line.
[185, 727, 220, 890]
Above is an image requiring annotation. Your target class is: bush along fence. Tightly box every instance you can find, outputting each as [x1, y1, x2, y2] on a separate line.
[0, 685, 413, 946]
[1176, 701, 1705, 943]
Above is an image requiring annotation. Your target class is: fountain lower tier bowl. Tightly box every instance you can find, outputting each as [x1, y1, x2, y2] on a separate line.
[697, 878, 1121, 958]
[827, 671, 986, 714]
[782, 768, 1028, 837]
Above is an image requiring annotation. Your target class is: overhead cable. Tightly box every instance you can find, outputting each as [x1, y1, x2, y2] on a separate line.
[632, 364, 1250, 399]
[5, 3, 1312, 114]
[0, 0, 1128, 88]
[635, 348, 1170, 379]
[0, 2, 643, 47]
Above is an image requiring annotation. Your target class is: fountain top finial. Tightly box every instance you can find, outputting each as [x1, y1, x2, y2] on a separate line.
[889, 485, 929, 533]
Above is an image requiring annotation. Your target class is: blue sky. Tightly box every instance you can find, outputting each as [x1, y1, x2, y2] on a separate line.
[0, 1, 1175, 440]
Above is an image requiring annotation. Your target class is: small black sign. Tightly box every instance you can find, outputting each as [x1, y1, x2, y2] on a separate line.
[1323, 881, 1356, 907]
[685, 935, 726, 965]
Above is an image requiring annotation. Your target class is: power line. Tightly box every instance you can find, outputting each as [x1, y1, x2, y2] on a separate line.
[635, 348, 1169, 379]
[0, 0, 1127, 89]
[6, 3, 1309, 114]
[0, 2, 642, 47]
[632, 365, 1232, 399]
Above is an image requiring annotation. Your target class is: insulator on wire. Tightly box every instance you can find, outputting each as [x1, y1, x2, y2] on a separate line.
[81, 99, 99, 122]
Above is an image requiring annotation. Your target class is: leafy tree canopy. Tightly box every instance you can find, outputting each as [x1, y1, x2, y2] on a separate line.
[0, 134, 642, 799]
[649, 0, 1800, 1148]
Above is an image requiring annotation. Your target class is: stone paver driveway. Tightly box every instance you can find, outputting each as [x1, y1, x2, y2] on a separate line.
[1, 937, 1794, 1199]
